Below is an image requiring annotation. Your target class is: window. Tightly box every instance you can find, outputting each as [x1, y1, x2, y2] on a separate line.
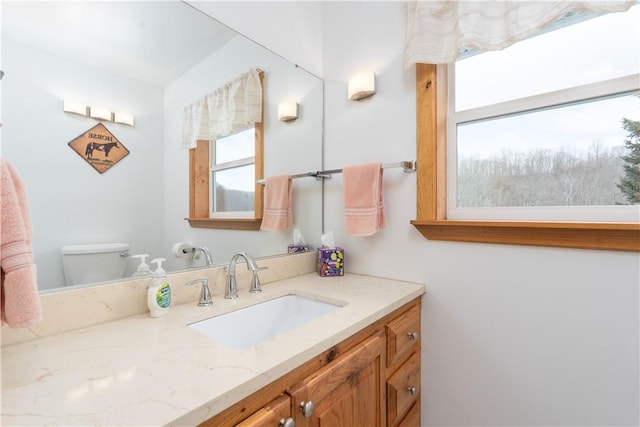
[187, 70, 264, 231]
[210, 128, 256, 218]
[188, 123, 263, 230]
[412, 7, 640, 251]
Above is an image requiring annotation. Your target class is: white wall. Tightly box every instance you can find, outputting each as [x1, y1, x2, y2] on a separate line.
[210, 1, 640, 425]
[1, 39, 165, 290]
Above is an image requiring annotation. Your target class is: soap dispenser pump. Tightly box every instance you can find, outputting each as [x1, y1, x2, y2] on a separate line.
[147, 258, 172, 318]
[131, 254, 152, 277]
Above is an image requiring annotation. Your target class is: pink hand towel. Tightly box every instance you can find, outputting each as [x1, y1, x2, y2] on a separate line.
[260, 175, 293, 232]
[343, 163, 385, 236]
[1, 159, 42, 328]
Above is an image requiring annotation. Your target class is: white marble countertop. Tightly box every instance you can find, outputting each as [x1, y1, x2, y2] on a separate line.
[1, 273, 425, 426]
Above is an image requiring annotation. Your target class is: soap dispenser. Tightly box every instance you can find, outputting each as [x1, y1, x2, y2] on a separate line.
[131, 254, 152, 277]
[147, 258, 172, 318]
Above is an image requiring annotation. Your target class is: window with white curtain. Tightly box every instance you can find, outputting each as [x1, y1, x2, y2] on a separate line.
[185, 68, 264, 230]
[448, 5, 640, 222]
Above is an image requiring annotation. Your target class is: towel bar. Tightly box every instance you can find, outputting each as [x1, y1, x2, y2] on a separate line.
[256, 160, 416, 185]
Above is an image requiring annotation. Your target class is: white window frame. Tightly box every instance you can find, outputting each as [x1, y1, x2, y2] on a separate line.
[209, 128, 256, 219]
[447, 66, 640, 223]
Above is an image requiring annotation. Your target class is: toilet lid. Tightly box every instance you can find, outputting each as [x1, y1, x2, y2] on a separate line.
[60, 243, 130, 255]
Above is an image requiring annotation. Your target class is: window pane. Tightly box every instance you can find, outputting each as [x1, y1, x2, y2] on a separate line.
[455, 6, 639, 111]
[212, 164, 255, 213]
[215, 128, 255, 165]
[456, 94, 638, 208]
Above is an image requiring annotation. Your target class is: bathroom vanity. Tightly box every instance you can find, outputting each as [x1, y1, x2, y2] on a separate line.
[207, 296, 421, 427]
[1, 269, 425, 426]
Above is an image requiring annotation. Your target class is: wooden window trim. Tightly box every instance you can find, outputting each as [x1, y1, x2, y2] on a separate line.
[411, 63, 640, 251]
[187, 72, 264, 231]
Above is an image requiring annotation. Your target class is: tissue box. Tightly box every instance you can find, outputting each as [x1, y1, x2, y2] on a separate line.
[317, 247, 344, 277]
[288, 244, 310, 254]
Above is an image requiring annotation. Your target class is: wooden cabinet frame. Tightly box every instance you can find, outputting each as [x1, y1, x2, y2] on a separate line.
[411, 63, 640, 251]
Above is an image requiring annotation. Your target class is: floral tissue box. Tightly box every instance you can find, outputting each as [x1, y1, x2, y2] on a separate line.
[317, 247, 344, 277]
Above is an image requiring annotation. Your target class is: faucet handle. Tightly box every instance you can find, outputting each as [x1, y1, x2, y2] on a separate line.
[248, 266, 267, 294]
[185, 278, 213, 307]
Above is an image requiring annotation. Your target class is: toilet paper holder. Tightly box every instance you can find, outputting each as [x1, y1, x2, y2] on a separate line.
[172, 242, 195, 259]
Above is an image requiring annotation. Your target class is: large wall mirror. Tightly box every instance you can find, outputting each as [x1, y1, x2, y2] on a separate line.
[1, 1, 323, 291]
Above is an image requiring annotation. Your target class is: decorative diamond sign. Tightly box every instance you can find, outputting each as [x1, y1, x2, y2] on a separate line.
[68, 123, 130, 174]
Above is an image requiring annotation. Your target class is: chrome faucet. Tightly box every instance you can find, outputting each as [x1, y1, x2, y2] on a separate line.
[191, 246, 213, 266]
[225, 252, 267, 299]
[185, 278, 213, 307]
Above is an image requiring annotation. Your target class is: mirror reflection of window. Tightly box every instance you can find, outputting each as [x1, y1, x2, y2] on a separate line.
[210, 127, 256, 217]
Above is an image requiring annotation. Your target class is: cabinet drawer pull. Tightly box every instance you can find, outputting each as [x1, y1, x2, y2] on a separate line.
[407, 331, 418, 340]
[299, 401, 315, 418]
[279, 417, 295, 427]
[407, 386, 417, 396]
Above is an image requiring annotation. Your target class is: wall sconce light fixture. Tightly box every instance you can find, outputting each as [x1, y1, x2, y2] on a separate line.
[63, 100, 134, 126]
[89, 107, 113, 121]
[114, 112, 135, 127]
[348, 72, 376, 101]
[278, 101, 298, 122]
[63, 100, 88, 116]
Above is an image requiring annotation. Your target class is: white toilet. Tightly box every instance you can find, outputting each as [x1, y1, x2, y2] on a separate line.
[61, 243, 131, 286]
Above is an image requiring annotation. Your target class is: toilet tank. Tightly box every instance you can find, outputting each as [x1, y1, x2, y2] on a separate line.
[60, 243, 130, 286]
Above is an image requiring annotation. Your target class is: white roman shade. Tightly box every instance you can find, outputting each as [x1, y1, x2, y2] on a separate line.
[182, 68, 263, 149]
[404, 0, 635, 67]
[181, 98, 208, 149]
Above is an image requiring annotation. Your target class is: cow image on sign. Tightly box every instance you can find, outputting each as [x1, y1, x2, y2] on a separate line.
[68, 123, 130, 174]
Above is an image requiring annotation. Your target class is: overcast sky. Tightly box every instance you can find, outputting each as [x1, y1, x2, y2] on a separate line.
[455, 5, 639, 159]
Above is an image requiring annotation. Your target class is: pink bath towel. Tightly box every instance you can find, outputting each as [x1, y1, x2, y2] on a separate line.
[343, 163, 385, 236]
[1, 159, 42, 328]
[260, 175, 293, 232]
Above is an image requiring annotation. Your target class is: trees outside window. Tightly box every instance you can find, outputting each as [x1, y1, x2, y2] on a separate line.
[618, 117, 640, 204]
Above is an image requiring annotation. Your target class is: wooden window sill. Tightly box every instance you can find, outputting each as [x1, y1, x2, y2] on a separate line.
[186, 218, 262, 231]
[411, 220, 640, 251]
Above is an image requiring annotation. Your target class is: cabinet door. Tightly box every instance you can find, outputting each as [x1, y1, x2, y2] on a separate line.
[235, 394, 291, 427]
[289, 332, 385, 427]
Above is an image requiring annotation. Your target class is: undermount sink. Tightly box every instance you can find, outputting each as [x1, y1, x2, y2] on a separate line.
[188, 294, 343, 349]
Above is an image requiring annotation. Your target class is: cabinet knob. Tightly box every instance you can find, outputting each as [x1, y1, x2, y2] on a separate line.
[407, 331, 418, 340]
[407, 386, 417, 397]
[279, 417, 296, 427]
[299, 400, 315, 418]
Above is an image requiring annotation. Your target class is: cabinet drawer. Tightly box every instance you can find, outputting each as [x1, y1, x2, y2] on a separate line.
[387, 351, 420, 427]
[397, 401, 420, 427]
[386, 303, 420, 370]
[234, 394, 291, 427]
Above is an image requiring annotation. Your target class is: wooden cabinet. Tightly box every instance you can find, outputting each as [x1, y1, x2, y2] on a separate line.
[288, 331, 385, 427]
[202, 298, 422, 427]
